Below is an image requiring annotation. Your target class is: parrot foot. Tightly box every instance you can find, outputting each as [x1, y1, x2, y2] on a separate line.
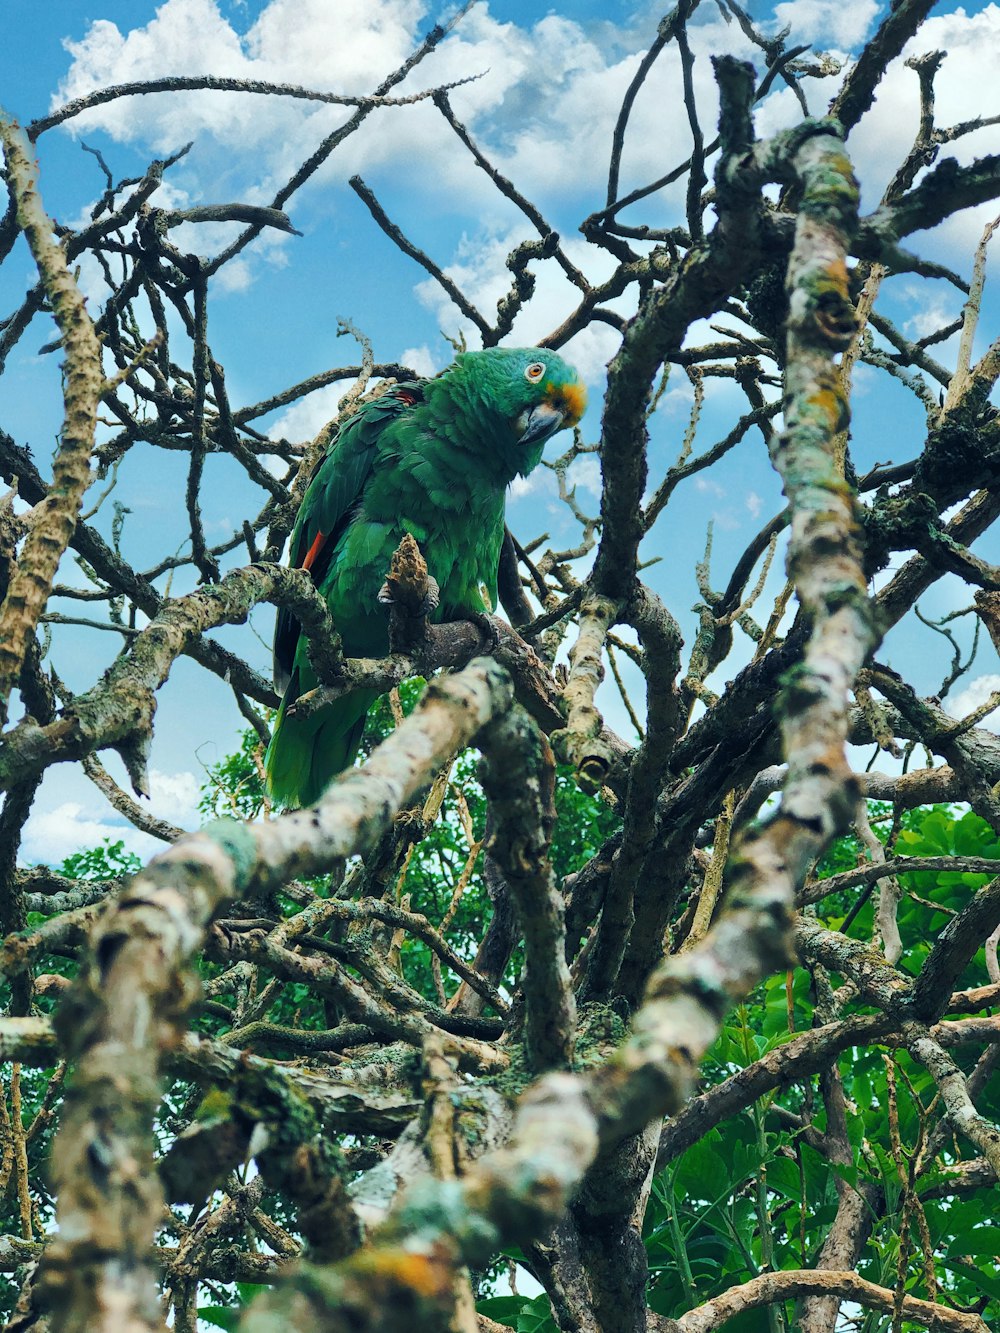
[378, 575, 440, 617]
[466, 608, 504, 652]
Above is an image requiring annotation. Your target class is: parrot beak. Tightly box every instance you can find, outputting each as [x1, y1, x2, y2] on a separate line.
[517, 401, 566, 446]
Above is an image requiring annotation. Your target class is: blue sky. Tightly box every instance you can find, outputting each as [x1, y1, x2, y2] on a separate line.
[3, 0, 1000, 860]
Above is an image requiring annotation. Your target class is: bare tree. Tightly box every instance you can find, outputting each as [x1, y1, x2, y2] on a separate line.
[1, 2, 1000, 1331]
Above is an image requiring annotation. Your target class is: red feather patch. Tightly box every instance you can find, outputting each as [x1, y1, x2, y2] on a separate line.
[301, 530, 326, 573]
[396, 389, 418, 405]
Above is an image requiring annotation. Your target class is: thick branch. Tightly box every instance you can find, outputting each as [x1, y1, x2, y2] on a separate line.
[0, 111, 103, 721]
[479, 709, 575, 1073]
[40, 659, 513, 1333]
[669, 1268, 987, 1332]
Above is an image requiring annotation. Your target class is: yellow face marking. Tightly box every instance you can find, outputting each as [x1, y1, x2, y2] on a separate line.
[546, 378, 587, 427]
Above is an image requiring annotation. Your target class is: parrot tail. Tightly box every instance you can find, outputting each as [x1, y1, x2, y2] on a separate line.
[264, 677, 378, 809]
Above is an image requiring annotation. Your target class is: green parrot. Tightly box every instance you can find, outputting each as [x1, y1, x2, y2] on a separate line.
[264, 346, 587, 808]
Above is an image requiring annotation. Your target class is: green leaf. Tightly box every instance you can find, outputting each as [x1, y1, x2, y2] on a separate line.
[829, 1161, 859, 1190]
[58, 838, 141, 881]
[197, 1308, 241, 1332]
[673, 1130, 730, 1201]
[516, 1293, 557, 1332]
[939, 1257, 1000, 1300]
[477, 1295, 528, 1326]
[947, 1225, 1000, 1258]
[766, 1156, 803, 1203]
[235, 1283, 266, 1304]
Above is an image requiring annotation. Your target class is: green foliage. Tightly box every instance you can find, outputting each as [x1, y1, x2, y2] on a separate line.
[892, 805, 1000, 985]
[199, 684, 620, 1008]
[57, 838, 141, 880]
[639, 804, 1000, 1328]
[476, 1292, 556, 1332]
[0, 1061, 63, 1316]
[816, 803, 1000, 985]
[359, 677, 425, 755]
[35, 718, 1000, 1331]
[198, 1306, 240, 1332]
[198, 1284, 266, 1331]
[199, 723, 270, 821]
[392, 740, 619, 1003]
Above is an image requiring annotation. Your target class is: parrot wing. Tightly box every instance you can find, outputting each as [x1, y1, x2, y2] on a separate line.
[273, 382, 424, 693]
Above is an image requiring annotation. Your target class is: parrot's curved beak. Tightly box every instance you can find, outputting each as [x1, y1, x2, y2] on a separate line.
[517, 400, 566, 446]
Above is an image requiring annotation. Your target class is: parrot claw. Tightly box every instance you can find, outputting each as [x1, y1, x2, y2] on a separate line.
[378, 575, 439, 617]
[467, 609, 504, 652]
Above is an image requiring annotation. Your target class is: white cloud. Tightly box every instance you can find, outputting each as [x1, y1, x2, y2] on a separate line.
[57, 0, 255, 146]
[50, 0, 1000, 373]
[848, 6, 1000, 225]
[411, 224, 623, 385]
[54, 0, 455, 192]
[269, 383, 349, 441]
[559, 320, 621, 387]
[50, 1, 761, 244]
[695, 476, 725, 498]
[54, 2, 1000, 235]
[244, 0, 424, 90]
[509, 468, 556, 502]
[147, 768, 202, 825]
[266, 353, 440, 442]
[897, 284, 960, 341]
[754, 82, 827, 140]
[773, 0, 879, 50]
[266, 359, 434, 442]
[946, 674, 1000, 727]
[850, 359, 879, 398]
[20, 768, 201, 866]
[399, 344, 441, 377]
[22, 802, 129, 866]
[261, 450, 292, 478]
[649, 382, 697, 418]
[462, 11, 766, 210]
[568, 456, 602, 499]
[211, 256, 253, 293]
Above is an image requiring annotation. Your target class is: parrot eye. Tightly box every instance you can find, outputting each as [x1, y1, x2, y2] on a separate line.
[524, 361, 546, 382]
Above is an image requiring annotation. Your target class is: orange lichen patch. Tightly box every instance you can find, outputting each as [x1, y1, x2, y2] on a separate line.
[548, 378, 587, 426]
[300, 530, 326, 573]
[350, 1245, 454, 1300]
[824, 255, 849, 286]
[828, 150, 858, 186]
[807, 382, 849, 433]
[816, 742, 857, 776]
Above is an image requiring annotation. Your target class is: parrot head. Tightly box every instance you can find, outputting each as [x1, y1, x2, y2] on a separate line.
[447, 347, 587, 478]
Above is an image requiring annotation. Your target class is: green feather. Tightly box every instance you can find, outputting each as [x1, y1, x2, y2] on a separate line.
[266, 681, 377, 810]
[265, 347, 585, 808]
